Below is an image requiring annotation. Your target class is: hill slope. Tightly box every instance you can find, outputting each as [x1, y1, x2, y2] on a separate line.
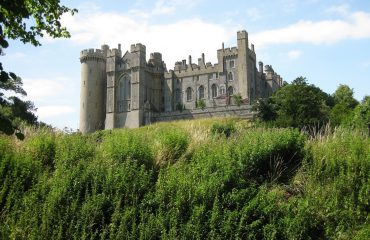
[0, 118, 369, 239]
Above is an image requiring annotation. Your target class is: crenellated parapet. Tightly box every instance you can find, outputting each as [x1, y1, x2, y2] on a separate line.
[80, 48, 106, 63]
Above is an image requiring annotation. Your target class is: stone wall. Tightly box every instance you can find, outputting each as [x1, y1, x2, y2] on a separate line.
[151, 104, 254, 123]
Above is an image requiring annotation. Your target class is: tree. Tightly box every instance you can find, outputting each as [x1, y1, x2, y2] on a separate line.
[352, 96, 370, 132]
[332, 84, 358, 109]
[0, 0, 77, 138]
[254, 77, 330, 128]
[329, 85, 359, 126]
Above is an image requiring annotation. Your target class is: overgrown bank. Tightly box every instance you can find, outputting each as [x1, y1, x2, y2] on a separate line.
[0, 118, 369, 239]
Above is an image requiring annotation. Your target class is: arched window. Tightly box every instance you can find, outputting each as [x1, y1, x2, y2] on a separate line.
[119, 75, 131, 100]
[211, 84, 218, 98]
[186, 87, 192, 101]
[228, 86, 234, 96]
[175, 88, 181, 103]
[228, 72, 233, 81]
[219, 86, 226, 95]
[198, 85, 205, 99]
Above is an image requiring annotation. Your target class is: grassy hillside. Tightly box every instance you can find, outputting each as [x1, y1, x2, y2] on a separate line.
[0, 118, 369, 239]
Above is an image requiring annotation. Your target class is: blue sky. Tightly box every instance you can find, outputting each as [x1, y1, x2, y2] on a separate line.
[2, 0, 370, 130]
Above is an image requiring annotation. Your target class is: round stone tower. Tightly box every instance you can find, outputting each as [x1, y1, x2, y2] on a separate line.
[79, 47, 108, 134]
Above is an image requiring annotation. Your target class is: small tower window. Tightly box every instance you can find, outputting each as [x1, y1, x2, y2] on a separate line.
[228, 72, 233, 81]
[219, 86, 226, 95]
[198, 85, 205, 99]
[229, 60, 235, 68]
[211, 84, 217, 98]
[186, 87, 192, 101]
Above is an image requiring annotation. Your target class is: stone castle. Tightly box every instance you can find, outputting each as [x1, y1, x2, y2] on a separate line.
[79, 30, 283, 133]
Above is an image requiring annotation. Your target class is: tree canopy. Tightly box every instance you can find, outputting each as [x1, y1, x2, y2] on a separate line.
[0, 0, 77, 138]
[268, 77, 330, 128]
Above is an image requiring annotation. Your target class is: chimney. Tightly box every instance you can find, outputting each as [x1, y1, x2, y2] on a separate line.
[202, 53, 205, 65]
[258, 61, 263, 73]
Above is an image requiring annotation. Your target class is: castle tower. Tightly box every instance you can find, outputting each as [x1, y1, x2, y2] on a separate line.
[237, 30, 249, 100]
[128, 43, 146, 127]
[79, 47, 107, 133]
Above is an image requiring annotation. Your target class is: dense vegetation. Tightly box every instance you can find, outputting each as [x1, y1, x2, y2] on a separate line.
[253, 77, 369, 131]
[0, 118, 369, 239]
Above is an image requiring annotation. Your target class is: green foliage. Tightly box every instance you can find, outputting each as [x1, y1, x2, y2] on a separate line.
[333, 84, 359, 109]
[254, 76, 333, 129]
[0, 0, 76, 138]
[0, 119, 369, 239]
[211, 122, 236, 137]
[353, 95, 370, 130]
[196, 99, 206, 109]
[232, 93, 242, 106]
[176, 102, 185, 112]
[252, 98, 277, 121]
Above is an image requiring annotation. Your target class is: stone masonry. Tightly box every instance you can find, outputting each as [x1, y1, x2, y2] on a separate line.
[79, 30, 284, 133]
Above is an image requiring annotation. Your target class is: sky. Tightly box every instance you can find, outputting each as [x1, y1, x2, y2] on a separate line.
[2, 0, 370, 130]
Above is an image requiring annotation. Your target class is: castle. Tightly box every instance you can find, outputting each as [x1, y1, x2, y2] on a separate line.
[79, 30, 283, 133]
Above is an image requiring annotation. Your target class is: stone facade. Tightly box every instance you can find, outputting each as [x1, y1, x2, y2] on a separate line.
[79, 30, 283, 133]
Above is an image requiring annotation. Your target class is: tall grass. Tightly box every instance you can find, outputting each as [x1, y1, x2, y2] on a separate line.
[0, 119, 368, 239]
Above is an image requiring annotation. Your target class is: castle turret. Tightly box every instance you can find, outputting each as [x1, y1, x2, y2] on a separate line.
[80, 47, 107, 133]
[237, 30, 249, 99]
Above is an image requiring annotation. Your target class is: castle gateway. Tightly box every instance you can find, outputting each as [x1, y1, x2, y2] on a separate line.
[79, 30, 283, 133]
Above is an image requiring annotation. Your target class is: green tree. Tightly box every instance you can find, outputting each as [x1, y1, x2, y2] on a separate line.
[352, 96, 370, 131]
[0, 0, 77, 138]
[267, 77, 330, 128]
[332, 84, 358, 108]
[329, 84, 359, 126]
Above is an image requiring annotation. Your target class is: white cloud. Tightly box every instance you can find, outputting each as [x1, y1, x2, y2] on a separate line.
[22, 78, 67, 101]
[37, 105, 75, 118]
[287, 50, 301, 59]
[251, 11, 370, 48]
[62, 12, 235, 67]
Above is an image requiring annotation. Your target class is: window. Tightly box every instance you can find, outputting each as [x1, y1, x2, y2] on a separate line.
[229, 60, 235, 68]
[119, 76, 131, 100]
[186, 87, 192, 101]
[228, 86, 234, 96]
[175, 88, 181, 102]
[198, 85, 205, 99]
[228, 72, 233, 81]
[195, 76, 199, 81]
[211, 84, 218, 98]
[219, 86, 225, 95]
[215, 73, 219, 79]
[208, 74, 213, 80]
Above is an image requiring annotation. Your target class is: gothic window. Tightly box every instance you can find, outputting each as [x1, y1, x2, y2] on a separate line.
[228, 86, 234, 96]
[186, 87, 192, 101]
[219, 86, 226, 95]
[119, 76, 131, 100]
[228, 72, 233, 81]
[198, 85, 205, 99]
[229, 60, 235, 68]
[175, 88, 181, 103]
[211, 84, 218, 98]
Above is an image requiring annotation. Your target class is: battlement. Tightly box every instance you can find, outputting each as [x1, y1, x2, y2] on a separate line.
[237, 30, 248, 40]
[150, 52, 162, 61]
[107, 48, 121, 57]
[80, 48, 106, 62]
[130, 43, 146, 53]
